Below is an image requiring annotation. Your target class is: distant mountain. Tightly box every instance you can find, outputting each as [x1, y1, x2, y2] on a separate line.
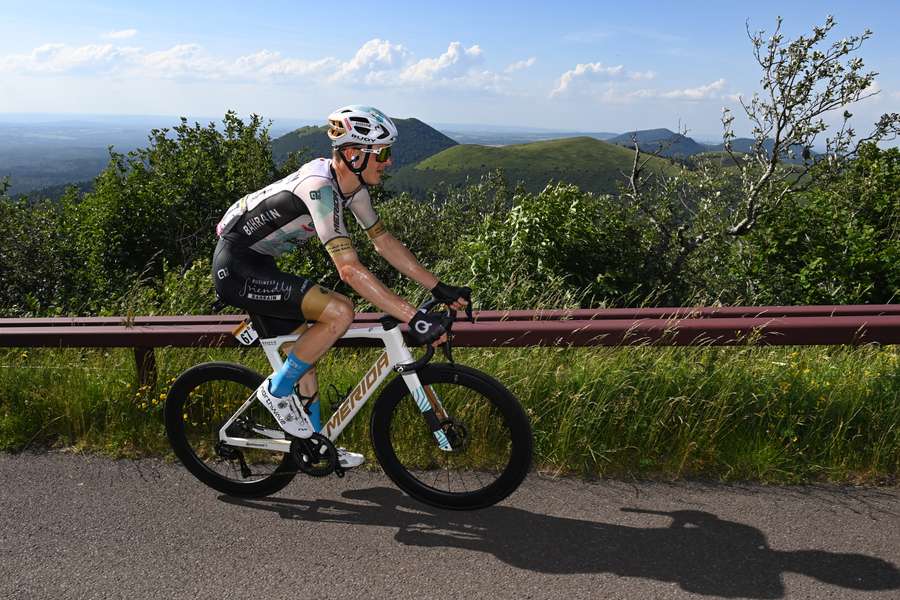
[270, 118, 457, 169]
[386, 136, 678, 196]
[440, 130, 618, 146]
[607, 129, 816, 163]
[609, 129, 708, 157]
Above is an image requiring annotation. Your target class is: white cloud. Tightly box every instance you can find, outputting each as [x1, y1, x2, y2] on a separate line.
[331, 39, 410, 82]
[593, 79, 730, 104]
[859, 78, 882, 102]
[0, 38, 506, 92]
[0, 42, 137, 74]
[661, 78, 726, 100]
[551, 62, 624, 96]
[399, 42, 483, 83]
[103, 29, 137, 40]
[628, 70, 655, 81]
[139, 44, 230, 79]
[505, 57, 536, 73]
[232, 50, 337, 79]
[592, 85, 655, 104]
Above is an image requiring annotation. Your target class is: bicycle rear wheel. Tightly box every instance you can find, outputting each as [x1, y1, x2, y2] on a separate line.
[165, 362, 297, 498]
[370, 363, 532, 510]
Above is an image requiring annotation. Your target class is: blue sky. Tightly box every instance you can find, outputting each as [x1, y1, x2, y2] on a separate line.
[1, 0, 898, 137]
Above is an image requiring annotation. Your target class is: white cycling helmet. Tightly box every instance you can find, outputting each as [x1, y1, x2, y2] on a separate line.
[327, 105, 398, 148]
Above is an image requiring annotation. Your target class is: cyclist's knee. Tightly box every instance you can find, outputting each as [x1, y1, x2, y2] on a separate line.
[324, 295, 355, 330]
[303, 286, 354, 332]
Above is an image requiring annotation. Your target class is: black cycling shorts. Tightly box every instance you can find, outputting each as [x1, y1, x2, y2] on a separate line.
[212, 238, 316, 320]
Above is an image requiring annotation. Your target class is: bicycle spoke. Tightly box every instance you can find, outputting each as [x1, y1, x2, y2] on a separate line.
[181, 377, 284, 483]
[387, 379, 514, 496]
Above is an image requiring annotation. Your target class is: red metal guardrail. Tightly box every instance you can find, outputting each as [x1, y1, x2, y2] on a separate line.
[2, 306, 899, 385]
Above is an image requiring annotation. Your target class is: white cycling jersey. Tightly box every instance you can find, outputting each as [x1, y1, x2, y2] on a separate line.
[216, 158, 383, 257]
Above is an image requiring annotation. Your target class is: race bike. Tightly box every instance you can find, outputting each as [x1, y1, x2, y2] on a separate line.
[165, 300, 533, 510]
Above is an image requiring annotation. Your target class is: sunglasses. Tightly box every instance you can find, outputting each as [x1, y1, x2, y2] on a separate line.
[358, 145, 393, 163]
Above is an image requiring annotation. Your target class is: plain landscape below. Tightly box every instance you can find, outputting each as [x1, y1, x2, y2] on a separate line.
[1, 113, 749, 199]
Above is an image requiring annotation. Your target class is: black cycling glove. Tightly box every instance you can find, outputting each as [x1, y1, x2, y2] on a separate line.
[431, 281, 471, 305]
[407, 310, 447, 346]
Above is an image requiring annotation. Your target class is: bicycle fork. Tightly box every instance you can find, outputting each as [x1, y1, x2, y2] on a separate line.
[402, 373, 454, 452]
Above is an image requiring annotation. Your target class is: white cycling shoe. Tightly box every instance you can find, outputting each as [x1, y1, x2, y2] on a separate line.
[255, 378, 314, 439]
[257, 380, 365, 469]
[336, 447, 365, 469]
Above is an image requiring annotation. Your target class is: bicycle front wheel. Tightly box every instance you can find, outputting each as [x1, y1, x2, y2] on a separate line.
[370, 363, 532, 510]
[165, 362, 297, 498]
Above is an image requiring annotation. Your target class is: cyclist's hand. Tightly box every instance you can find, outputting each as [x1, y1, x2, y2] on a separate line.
[431, 281, 471, 312]
[407, 310, 447, 347]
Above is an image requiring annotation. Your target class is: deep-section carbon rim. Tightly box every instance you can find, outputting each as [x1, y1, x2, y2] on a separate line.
[165, 362, 296, 497]
[371, 364, 532, 510]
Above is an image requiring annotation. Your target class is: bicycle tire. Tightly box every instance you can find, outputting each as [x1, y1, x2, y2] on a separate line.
[165, 362, 297, 498]
[370, 363, 532, 510]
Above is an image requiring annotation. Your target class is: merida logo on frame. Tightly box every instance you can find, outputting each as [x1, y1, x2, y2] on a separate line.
[324, 352, 390, 437]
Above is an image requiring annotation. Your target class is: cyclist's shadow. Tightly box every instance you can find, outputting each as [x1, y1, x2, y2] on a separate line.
[221, 486, 900, 599]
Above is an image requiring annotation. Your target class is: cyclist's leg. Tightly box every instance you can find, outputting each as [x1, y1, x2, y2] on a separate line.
[213, 242, 347, 437]
[214, 241, 354, 367]
[290, 290, 365, 468]
[214, 243, 365, 466]
[295, 366, 321, 429]
[288, 284, 355, 365]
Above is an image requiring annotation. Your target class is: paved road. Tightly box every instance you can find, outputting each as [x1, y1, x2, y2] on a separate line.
[0, 453, 898, 600]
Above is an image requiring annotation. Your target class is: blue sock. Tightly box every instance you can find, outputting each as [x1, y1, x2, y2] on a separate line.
[307, 399, 322, 432]
[269, 353, 312, 397]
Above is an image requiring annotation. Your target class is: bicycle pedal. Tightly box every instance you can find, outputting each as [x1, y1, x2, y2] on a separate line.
[334, 464, 345, 478]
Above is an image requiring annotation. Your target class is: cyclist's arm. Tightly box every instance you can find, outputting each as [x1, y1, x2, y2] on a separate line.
[346, 187, 438, 290]
[299, 180, 417, 322]
[327, 239, 416, 322]
[371, 231, 438, 290]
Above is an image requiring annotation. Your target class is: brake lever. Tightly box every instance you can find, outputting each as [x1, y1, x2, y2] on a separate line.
[442, 334, 455, 364]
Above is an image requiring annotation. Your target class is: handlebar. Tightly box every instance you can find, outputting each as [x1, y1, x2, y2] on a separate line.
[391, 296, 473, 373]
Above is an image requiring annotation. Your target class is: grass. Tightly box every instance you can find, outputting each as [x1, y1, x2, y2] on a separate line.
[1, 344, 897, 484]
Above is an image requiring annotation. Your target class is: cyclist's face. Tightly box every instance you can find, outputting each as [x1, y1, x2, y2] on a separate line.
[360, 144, 392, 185]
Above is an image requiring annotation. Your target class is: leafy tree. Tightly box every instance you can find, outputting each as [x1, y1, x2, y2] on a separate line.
[624, 16, 899, 304]
[721, 15, 899, 234]
[0, 179, 73, 316]
[743, 144, 899, 304]
[456, 180, 648, 308]
[68, 112, 279, 303]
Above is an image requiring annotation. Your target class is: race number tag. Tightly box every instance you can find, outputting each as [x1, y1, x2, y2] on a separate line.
[232, 321, 259, 346]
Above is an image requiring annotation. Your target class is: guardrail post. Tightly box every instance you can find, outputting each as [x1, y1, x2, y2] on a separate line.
[134, 347, 157, 388]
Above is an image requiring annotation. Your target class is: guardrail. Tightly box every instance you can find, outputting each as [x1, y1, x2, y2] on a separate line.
[2, 305, 899, 386]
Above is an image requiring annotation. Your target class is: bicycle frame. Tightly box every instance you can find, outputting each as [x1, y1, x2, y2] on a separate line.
[218, 321, 453, 454]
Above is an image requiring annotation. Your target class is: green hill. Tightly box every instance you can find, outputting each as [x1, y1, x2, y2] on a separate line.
[609, 128, 708, 158]
[385, 136, 679, 196]
[270, 117, 457, 169]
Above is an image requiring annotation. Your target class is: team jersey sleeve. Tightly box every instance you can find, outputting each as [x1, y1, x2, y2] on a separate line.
[348, 188, 388, 240]
[295, 178, 355, 258]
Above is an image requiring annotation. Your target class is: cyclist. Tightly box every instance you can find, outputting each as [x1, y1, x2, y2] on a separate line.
[212, 105, 470, 469]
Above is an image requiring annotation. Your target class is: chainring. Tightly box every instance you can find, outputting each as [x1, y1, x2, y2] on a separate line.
[290, 433, 338, 477]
